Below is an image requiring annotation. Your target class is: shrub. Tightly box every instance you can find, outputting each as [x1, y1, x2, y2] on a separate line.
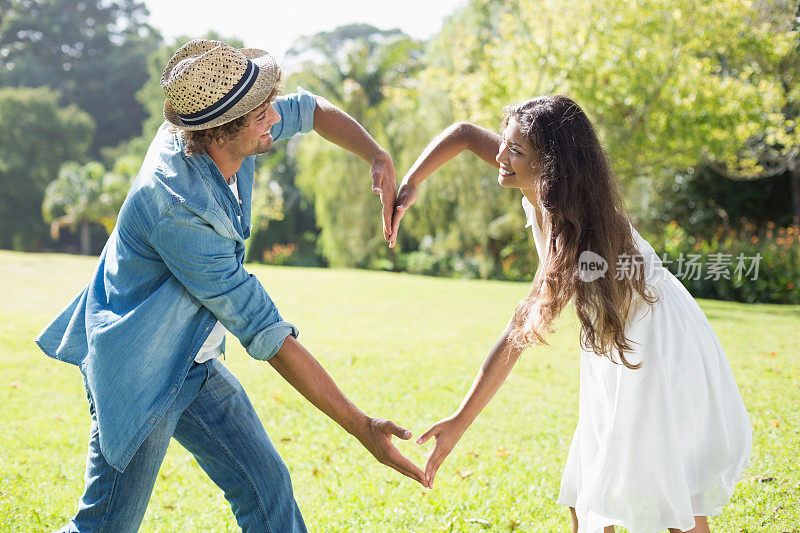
[647, 221, 800, 304]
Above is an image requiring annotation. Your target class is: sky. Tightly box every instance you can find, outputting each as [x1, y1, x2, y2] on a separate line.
[142, 0, 466, 64]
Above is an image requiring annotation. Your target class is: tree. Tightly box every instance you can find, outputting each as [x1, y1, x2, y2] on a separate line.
[653, 164, 796, 235]
[286, 24, 413, 116]
[288, 24, 424, 267]
[0, 0, 161, 154]
[423, 0, 792, 224]
[0, 87, 94, 250]
[704, 0, 800, 224]
[42, 160, 131, 255]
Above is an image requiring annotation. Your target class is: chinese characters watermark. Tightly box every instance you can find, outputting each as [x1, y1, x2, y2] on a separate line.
[577, 252, 762, 282]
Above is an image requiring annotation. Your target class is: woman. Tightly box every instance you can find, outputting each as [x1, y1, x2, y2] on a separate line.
[391, 95, 751, 533]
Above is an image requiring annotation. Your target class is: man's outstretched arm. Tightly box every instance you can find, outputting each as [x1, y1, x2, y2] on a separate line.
[268, 334, 426, 486]
[311, 95, 396, 242]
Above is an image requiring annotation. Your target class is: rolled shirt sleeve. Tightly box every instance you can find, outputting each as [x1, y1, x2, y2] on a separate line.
[149, 203, 297, 360]
[270, 87, 317, 142]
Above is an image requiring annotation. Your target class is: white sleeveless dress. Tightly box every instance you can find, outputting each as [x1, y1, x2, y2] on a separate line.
[521, 197, 751, 533]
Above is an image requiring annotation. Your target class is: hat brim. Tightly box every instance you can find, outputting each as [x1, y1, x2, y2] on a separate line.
[163, 48, 279, 131]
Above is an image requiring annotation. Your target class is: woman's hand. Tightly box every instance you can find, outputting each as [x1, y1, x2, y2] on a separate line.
[416, 415, 468, 487]
[389, 180, 418, 248]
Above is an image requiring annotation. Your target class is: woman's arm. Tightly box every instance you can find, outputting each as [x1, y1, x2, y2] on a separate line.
[417, 322, 524, 486]
[389, 123, 503, 247]
[404, 122, 502, 186]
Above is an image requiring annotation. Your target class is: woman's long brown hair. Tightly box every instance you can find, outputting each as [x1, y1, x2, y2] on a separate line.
[507, 95, 657, 369]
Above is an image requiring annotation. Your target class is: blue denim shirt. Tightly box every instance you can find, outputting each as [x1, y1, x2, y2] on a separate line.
[35, 90, 317, 472]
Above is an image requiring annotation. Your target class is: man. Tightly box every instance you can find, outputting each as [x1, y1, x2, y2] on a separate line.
[35, 39, 425, 532]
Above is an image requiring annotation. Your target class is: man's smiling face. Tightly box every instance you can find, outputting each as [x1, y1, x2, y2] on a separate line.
[226, 100, 282, 159]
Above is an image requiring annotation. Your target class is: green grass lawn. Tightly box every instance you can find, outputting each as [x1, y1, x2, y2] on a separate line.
[0, 250, 798, 532]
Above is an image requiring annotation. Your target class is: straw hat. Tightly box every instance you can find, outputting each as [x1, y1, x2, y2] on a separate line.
[161, 39, 280, 131]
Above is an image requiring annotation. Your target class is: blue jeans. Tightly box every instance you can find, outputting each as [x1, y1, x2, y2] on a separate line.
[58, 359, 307, 533]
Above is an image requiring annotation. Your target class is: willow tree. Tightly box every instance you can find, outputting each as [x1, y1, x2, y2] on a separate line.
[289, 24, 424, 268]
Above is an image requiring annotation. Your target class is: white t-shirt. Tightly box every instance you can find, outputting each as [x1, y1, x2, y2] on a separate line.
[195, 174, 241, 363]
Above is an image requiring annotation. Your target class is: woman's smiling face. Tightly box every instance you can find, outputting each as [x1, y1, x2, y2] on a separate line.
[495, 117, 539, 191]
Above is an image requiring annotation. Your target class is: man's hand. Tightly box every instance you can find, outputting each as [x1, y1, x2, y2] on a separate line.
[388, 181, 418, 248]
[311, 96, 397, 243]
[268, 336, 425, 485]
[370, 152, 397, 243]
[416, 415, 467, 488]
[353, 416, 427, 486]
